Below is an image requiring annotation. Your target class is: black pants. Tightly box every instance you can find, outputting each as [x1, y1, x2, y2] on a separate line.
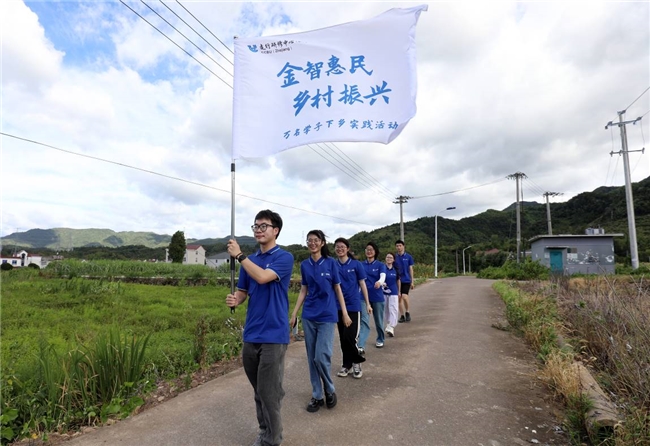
[337, 310, 365, 368]
[242, 342, 287, 446]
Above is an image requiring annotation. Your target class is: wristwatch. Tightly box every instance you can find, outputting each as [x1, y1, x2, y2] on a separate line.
[236, 253, 247, 262]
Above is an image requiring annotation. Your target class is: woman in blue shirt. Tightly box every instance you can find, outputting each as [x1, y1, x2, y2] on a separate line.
[291, 230, 351, 413]
[383, 252, 401, 338]
[334, 237, 371, 379]
[361, 242, 387, 348]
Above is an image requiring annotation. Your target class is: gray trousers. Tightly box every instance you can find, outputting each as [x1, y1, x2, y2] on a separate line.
[242, 342, 287, 446]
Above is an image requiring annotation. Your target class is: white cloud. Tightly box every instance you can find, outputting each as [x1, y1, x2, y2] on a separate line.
[1, 1, 649, 246]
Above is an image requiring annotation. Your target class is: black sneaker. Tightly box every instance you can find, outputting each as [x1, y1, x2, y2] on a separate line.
[398, 315, 406, 323]
[306, 397, 324, 412]
[405, 312, 411, 322]
[325, 392, 337, 409]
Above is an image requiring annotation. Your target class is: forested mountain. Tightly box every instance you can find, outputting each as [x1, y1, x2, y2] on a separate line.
[2, 177, 648, 271]
[345, 176, 649, 272]
[0, 228, 256, 251]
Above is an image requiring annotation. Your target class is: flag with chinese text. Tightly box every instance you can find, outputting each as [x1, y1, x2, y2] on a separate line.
[232, 5, 427, 159]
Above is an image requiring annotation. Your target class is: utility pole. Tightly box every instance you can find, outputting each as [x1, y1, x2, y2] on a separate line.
[543, 192, 563, 235]
[393, 195, 412, 242]
[507, 172, 527, 263]
[606, 111, 645, 270]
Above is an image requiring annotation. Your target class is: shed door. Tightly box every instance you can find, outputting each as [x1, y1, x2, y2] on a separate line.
[549, 249, 563, 273]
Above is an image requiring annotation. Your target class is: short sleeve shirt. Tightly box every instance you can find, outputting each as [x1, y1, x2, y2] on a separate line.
[384, 265, 399, 295]
[396, 252, 414, 283]
[237, 246, 294, 344]
[300, 256, 341, 323]
[335, 258, 367, 312]
[363, 259, 387, 303]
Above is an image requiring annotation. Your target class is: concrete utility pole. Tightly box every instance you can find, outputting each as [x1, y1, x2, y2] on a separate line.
[606, 112, 645, 270]
[507, 172, 527, 263]
[393, 195, 412, 242]
[543, 192, 563, 235]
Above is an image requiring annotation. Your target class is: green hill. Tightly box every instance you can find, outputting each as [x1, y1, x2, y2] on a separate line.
[2, 177, 648, 271]
[346, 176, 650, 271]
[0, 228, 257, 250]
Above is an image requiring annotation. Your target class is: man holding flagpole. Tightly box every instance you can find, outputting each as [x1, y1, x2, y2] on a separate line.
[226, 210, 294, 446]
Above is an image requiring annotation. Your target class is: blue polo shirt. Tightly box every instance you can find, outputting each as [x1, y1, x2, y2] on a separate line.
[335, 258, 366, 312]
[363, 259, 387, 303]
[396, 252, 414, 283]
[385, 265, 399, 295]
[237, 245, 294, 344]
[300, 256, 341, 323]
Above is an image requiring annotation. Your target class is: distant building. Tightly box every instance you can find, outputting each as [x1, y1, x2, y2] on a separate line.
[206, 252, 231, 269]
[529, 229, 623, 275]
[0, 250, 43, 268]
[183, 245, 206, 265]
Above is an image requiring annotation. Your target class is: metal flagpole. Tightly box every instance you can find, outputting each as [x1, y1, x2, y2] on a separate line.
[229, 160, 236, 313]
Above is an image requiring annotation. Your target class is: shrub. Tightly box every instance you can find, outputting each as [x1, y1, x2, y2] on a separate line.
[1, 263, 13, 271]
[477, 259, 549, 280]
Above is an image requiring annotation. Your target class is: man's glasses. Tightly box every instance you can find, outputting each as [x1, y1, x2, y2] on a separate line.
[251, 223, 275, 232]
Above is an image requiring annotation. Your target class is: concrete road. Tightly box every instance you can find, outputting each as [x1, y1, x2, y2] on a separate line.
[67, 276, 567, 446]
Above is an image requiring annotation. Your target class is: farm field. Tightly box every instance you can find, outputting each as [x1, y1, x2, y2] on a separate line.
[0, 266, 299, 443]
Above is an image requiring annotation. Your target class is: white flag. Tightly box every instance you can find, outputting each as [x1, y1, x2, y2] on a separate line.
[232, 5, 427, 159]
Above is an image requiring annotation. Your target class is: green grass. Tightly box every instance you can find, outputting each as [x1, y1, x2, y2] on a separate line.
[0, 268, 299, 443]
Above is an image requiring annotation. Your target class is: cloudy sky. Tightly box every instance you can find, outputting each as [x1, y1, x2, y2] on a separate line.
[2, 1, 649, 246]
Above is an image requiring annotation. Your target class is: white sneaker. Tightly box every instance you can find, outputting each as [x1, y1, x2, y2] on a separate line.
[375, 341, 384, 348]
[385, 325, 394, 337]
[352, 363, 363, 379]
[337, 366, 350, 377]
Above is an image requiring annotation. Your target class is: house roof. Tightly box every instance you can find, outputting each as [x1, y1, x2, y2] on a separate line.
[207, 252, 230, 260]
[186, 244, 204, 250]
[529, 234, 624, 243]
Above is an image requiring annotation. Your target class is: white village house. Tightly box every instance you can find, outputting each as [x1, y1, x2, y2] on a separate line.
[206, 252, 231, 269]
[165, 245, 207, 265]
[183, 244, 206, 265]
[0, 250, 43, 268]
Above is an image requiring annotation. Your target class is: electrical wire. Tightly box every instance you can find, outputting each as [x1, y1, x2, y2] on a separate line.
[623, 86, 650, 113]
[158, 0, 234, 66]
[410, 177, 508, 199]
[118, 0, 233, 89]
[175, 0, 235, 56]
[1, 132, 376, 227]
[139, 0, 233, 78]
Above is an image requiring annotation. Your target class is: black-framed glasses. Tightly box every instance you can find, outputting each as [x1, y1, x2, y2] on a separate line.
[251, 223, 275, 232]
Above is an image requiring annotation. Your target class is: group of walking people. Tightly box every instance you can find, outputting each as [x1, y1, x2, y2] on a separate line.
[226, 210, 415, 446]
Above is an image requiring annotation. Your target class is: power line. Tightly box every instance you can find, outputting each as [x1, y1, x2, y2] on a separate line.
[410, 177, 508, 199]
[307, 144, 393, 200]
[118, 0, 232, 88]
[139, 0, 233, 79]
[314, 142, 394, 200]
[1, 132, 376, 227]
[321, 141, 396, 198]
[158, 0, 234, 66]
[175, 0, 235, 56]
[623, 86, 650, 112]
